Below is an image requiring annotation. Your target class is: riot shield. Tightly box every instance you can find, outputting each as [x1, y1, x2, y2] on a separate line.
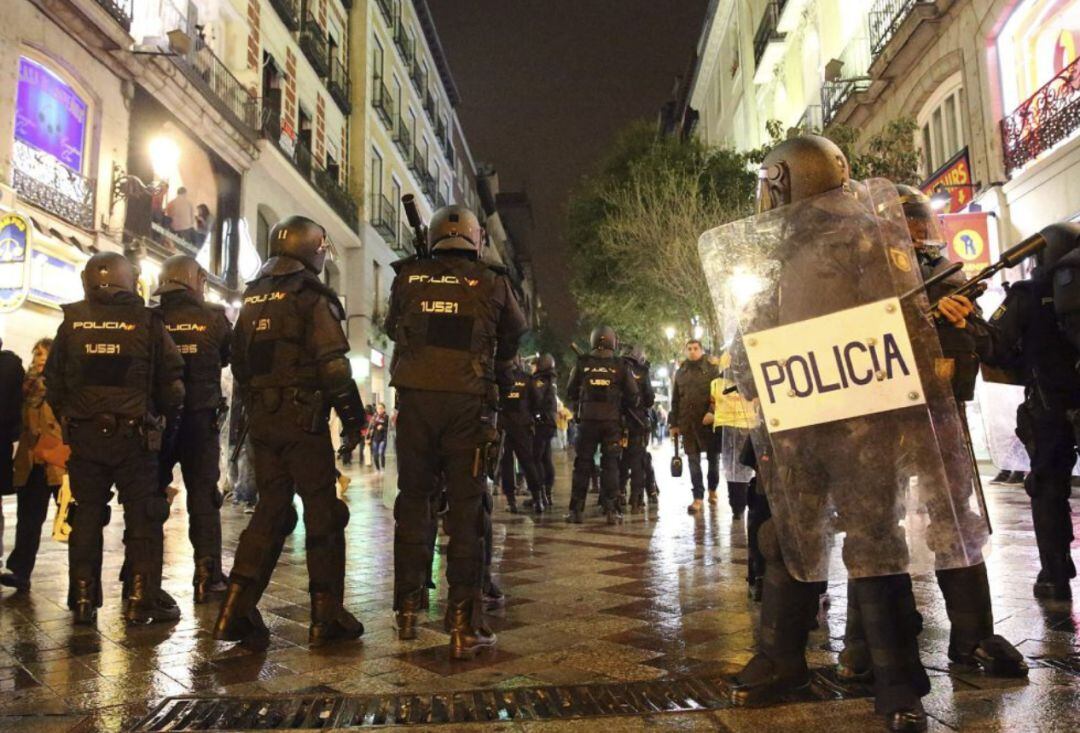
[698, 179, 990, 582]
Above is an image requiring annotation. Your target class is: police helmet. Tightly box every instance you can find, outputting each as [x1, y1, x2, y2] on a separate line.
[154, 254, 207, 299]
[896, 184, 946, 255]
[428, 205, 483, 253]
[624, 344, 647, 366]
[756, 135, 850, 214]
[590, 325, 617, 352]
[270, 215, 331, 273]
[82, 252, 138, 296]
[1036, 222, 1080, 270]
[536, 353, 556, 372]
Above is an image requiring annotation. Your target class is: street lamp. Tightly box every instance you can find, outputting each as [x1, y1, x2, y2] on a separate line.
[664, 326, 676, 341]
[149, 135, 181, 183]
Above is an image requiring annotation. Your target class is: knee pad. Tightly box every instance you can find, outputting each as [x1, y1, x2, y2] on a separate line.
[758, 518, 783, 562]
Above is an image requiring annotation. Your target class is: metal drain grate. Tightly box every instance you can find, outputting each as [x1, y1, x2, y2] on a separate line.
[133, 671, 879, 730]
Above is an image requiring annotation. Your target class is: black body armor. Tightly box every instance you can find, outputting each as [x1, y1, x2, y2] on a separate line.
[158, 292, 230, 411]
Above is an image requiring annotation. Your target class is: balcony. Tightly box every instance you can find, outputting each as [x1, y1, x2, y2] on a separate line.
[409, 147, 426, 176]
[392, 117, 412, 157]
[300, 10, 329, 78]
[393, 23, 414, 66]
[269, 0, 301, 31]
[372, 77, 394, 130]
[869, 0, 933, 60]
[1001, 56, 1080, 175]
[752, 1, 787, 84]
[260, 110, 358, 230]
[370, 193, 397, 244]
[822, 78, 870, 127]
[421, 171, 437, 202]
[394, 227, 414, 256]
[795, 104, 823, 133]
[170, 35, 259, 135]
[328, 56, 351, 114]
[423, 90, 436, 121]
[94, 0, 133, 31]
[375, 0, 396, 27]
[409, 60, 426, 95]
[435, 191, 447, 209]
[11, 141, 95, 230]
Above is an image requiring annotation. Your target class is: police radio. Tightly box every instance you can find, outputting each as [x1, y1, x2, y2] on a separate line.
[670, 435, 683, 477]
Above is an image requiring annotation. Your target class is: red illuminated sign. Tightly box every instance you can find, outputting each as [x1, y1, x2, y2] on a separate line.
[938, 211, 992, 277]
[921, 147, 974, 214]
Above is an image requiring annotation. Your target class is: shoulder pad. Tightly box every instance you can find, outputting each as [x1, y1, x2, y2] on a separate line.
[390, 255, 420, 274]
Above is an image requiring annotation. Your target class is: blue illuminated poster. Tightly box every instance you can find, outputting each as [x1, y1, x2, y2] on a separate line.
[15, 57, 88, 171]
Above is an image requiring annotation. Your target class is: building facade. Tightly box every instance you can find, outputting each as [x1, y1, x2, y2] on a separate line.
[688, 0, 1080, 463]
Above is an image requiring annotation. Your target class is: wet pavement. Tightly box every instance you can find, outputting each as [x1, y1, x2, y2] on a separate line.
[0, 447, 1078, 732]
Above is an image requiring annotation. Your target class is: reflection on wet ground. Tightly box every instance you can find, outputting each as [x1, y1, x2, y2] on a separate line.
[0, 449, 1077, 731]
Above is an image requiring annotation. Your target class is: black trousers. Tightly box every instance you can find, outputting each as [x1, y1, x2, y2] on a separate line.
[394, 389, 490, 609]
[745, 477, 770, 584]
[683, 426, 719, 500]
[570, 420, 621, 511]
[231, 397, 347, 603]
[533, 424, 556, 490]
[619, 430, 649, 506]
[499, 421, 543, 503]
[159, 409, 223, 579]
[67, 423, 164, 608]
[1017, 398, 1077, 583]
[6, 464, 59, 580]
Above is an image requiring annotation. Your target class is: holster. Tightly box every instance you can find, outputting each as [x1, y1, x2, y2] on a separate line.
[141, 414, 166, 451]
[475, 402, 501, 480]
[292, 389, 328, 434]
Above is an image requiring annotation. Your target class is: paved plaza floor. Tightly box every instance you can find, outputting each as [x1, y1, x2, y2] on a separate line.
[0, 448, 1078, 731]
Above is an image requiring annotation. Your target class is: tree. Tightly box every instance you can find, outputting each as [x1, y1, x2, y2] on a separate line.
[565, 123, 756, 358]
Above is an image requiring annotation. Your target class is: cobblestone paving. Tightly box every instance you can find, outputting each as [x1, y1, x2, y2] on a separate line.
[0, 448, 1078, 731]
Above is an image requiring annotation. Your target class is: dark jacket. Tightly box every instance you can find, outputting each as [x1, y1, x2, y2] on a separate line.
[566, 349, 639, 423]
[670, 357, 719, 432]
[623, 358, 655, 434]
[158, 290, 231, 411]
[529, 368, 558, 428]
[0, 349, 24, 444]
[499, 364, 536, 427]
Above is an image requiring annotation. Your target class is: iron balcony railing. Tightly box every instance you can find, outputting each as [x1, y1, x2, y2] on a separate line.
[796, 104, 823, 133]
[260, 107, 358, 230]
[1001, 56, 1080, 175]
[421, 170, 437, 202]
[869, 0, 931, 59]
[370, 193, 397, 243]
[409, 147, 426, 176]
[392, 117, 412, 157]
[822, 77, 870, 126]
[394, 227, 414, 256]
[753, 1, 784, 70]
[375, 0, 396, 26]
[443, 142, 454, 167]
[394, 23, 414, 66]
[409, 60, 426, 95]
[11, 141, 96, 230]
[171, 35, 259, 134]
[423, 90, 436, 121]
[94, 0, 133, 31]
[435, 191, 447, 209]
[300, 9, 329, 78]
[372, 77, 394, 129]
[329, 55, 351, 114]
[269, 0, 301, 31]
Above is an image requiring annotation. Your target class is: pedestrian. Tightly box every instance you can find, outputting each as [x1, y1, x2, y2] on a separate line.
[165, 187, 197, 244]
[386, 204, 526, 659]
[370, 403, 390, 471]
[669, 339, 720, 514]
[555, 400, 572, 450]
[497, 355, 545, 513]
[215, 215, 367, 650]
[705, 351, 753, 519]
[1, 338, 64, 592]
[0, 337, 25, 546]
[530, 353, 558, 507]
[152, 254, 232, 604]
[194, 204, 214, 247]
[619, 344, 655, 513]
[565, 326, 638, 525]
[45, 252, 186, 625]
[983, 220, 1080, 602]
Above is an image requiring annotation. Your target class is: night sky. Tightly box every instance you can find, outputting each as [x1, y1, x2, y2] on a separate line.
[428, 1, 710, 340]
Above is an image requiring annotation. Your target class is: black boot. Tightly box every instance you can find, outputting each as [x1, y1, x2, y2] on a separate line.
[214, 581, 270, 650]
[506, 495, 518, 514]
[71, 579, 98, 625]
[605, 503, 623, 525]
[937, 563, 1028, 677]
[565, 500, 584, 524]
[124, 574, 181, 625]
[193, 557, 227, 605]
[837, 582, 874, 684]
[309, 592, 364, 647]
[447, 599, 496, 660]
[544, 486, 554, 508]
[395, 591, 423, 641]
[885, 704, 928, 732]
[1033, 568, 1073, 601]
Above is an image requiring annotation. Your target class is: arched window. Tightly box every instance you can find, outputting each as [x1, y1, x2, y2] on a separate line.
[917, 74, 966, 177]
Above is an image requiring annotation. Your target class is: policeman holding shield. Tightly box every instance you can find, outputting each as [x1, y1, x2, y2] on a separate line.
[699, 136, 990, 732]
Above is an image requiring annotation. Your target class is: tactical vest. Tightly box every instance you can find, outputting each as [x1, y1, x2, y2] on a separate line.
[921, 255, 980, 401]
[160, 298, 225, 410]
[239, 272, 322, 391]
[1014, 280, 1080, 404]
[530, 370, 558, 426]
[577, 353, 624, 422]
[60, 300, 154, 419]
[389, 257, 501, 396]
[500, 368, 533, 425]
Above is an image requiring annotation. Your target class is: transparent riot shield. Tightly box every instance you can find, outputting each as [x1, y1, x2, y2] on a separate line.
[698, 179, 990, 582]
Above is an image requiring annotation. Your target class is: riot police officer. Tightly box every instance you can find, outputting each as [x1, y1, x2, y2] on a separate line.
[620, 345, 655, 513]
[44, 252, 185, 625]
[215, 216, 367, 650]
[498, 355, 545, 514]
[530, 353, 559, 508]
[565, 326, 638, 525]
[387, 205, 527, 660]
[837, 186, 1027, 681]
[153, 255, 232, 604]
[984, 222, 1080, 602]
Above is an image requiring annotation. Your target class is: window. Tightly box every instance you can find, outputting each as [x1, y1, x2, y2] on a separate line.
[391, 177, 403, 239]
[440, 181, 450, 206]
[14, 56, 89, 172]
[917, 82, 965, 176]
[370, 147, 383, 202]
[373, 37, 384, 79]
[372, 260, 383, 319]
[996, 0, 1080, 113]
[408, 108, 417, 137]
[392, 76, 403, 120]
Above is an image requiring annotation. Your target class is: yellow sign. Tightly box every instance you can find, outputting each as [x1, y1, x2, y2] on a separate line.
[951, 228, 985, 261]
[0, 211, 31, 313]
